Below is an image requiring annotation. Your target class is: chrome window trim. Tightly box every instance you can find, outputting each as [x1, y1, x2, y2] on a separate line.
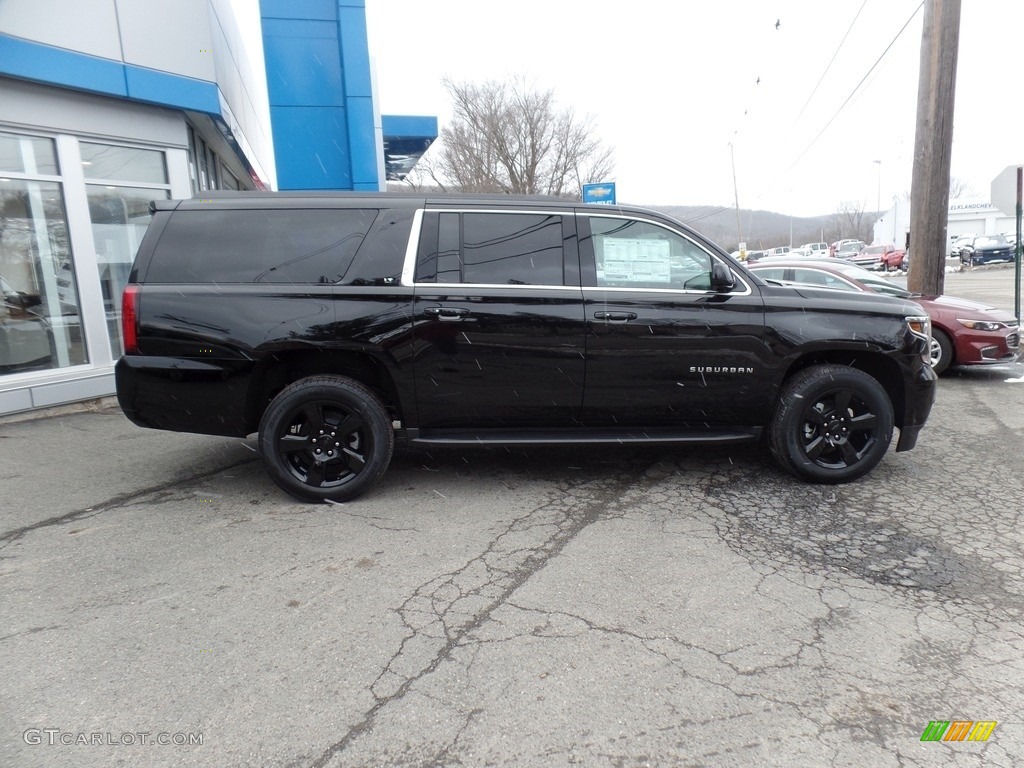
[413, 283, 583, 293]
[402, 207, 572, 289]
[400, 207, 424, 286]
[401, 206, 754, 297]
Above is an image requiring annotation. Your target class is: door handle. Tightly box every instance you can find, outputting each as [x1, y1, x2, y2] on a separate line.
[593, 311, 637, 322]
[424, 307, 470, 321]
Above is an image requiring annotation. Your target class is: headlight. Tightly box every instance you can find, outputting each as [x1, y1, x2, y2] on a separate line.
[906, 315, 931, 362]
[907, 315, 931, 339]
[957, 318, 1005, 332]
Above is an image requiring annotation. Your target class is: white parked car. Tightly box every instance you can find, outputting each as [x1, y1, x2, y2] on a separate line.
[801, 242, 829, 257]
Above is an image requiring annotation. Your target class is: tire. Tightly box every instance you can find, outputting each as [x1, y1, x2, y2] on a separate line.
[929, 329, 954, 375]
[769, 364, 894, 484]
[258, 375, 394, 502]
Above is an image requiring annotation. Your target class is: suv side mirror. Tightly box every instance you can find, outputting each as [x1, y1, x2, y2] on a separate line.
[711, 261, 736, 292]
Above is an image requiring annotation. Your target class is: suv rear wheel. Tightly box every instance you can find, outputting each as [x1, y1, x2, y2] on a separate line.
[258, 375, 394, 502]
[769, 365, 894, 483]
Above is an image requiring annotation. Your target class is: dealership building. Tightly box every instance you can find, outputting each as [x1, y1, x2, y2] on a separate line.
[873, 165, 1024, 250]
[0, 0, 435, 416]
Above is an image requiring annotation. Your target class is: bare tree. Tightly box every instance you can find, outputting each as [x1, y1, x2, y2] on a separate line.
[435, 76, 614, 197]
[949, 176, 973, 199]
[832, 200, 871, 242]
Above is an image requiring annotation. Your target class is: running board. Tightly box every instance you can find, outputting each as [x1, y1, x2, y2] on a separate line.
[406, 427, 762, 446]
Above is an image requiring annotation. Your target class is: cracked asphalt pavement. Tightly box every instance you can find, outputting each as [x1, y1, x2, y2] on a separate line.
[2, 355, 1023, 763]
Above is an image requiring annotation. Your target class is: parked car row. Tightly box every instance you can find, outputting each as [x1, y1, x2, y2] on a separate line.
[748, 241, 906, 272]
[743, 233, 1020, 271]
[746, 258, 1019, 374]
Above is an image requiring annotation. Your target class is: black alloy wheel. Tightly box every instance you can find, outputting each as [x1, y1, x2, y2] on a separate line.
[770, 364, 894, 483]
[258, 375, 393, 502]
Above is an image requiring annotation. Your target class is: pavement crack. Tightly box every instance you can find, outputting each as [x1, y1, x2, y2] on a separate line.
[0, 456, 259, 547]
[310, 472, 640, 767]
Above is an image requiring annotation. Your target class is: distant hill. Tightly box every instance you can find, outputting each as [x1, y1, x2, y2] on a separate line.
[647, 205, 840, 252]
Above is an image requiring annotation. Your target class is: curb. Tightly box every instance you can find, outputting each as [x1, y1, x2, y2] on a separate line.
[0, 396, 122, 426]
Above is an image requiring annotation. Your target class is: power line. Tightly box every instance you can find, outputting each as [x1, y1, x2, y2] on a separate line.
[779, 2, 925, 181]
[746, 1, 924, 210]
[791, 0, 869, 124]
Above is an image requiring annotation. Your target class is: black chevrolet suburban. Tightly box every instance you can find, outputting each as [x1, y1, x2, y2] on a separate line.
[115, 193, 936, 501]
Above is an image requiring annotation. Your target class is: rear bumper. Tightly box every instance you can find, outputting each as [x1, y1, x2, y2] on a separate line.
[116, 356, 252, 437]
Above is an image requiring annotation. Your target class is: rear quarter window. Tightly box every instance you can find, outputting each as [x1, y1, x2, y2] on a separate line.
[145, 208, 379, 283]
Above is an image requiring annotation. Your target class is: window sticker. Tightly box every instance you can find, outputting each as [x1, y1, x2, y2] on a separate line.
[598, 237, 671, 284]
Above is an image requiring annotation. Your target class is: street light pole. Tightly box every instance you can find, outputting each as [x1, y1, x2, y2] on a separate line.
[730, 143, 742, 249]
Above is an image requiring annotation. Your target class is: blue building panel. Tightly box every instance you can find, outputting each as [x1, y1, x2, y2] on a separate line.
[262, 20, 344, 107]
[260, 0, 338, 22]
[345, 96, 379, 187]
[260, 0, 435, 191]
[0, 32, 223, 117]
[270, 105, 351, 189]
[125, 65, 220, 114]
[262, 0, 374, 191]
[0, 33, 127, 98]
[337, 5, 372, 98]
[382, 115, 439, 139]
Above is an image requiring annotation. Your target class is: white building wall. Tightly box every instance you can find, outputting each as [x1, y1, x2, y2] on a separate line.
[1, 77, 185, 147]
[0, 0, 123, 59]
[0, 0, 275, 188]
[208, 0, 276, 188]
[117, 0, 217, 82]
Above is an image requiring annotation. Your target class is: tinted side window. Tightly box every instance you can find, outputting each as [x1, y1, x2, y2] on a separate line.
[343, 207, 415, 285]
[463, 213, 563, 285]
[415, 212, 565, 285]
[585, 216, 713, 291]
[146, 208, 378, 283]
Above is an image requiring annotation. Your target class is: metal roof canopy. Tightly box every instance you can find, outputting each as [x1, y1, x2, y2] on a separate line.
[382, 115, 437, 181]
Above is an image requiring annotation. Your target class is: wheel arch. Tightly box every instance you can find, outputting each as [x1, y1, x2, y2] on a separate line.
[782, 350, 906, 428]
[244, 349, 407, 434]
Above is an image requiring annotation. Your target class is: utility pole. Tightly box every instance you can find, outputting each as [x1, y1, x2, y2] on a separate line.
[729, 143, 742, 249]
[908, 0, 961, 296]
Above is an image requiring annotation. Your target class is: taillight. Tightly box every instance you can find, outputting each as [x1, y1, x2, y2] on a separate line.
[122, 284, 140, 354]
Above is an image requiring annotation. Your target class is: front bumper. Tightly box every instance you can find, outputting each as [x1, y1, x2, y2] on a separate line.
[896, 362, 937, 452]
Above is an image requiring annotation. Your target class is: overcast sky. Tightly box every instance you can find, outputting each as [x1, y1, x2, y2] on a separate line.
[365, 0, 1021, 218]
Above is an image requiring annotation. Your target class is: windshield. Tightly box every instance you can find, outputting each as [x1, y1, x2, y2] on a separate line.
[824, 262, 911, 297]
[974, 235, 1007, 247]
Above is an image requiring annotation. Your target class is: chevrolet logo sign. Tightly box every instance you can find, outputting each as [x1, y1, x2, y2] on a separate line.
[583, 183, 616, 204]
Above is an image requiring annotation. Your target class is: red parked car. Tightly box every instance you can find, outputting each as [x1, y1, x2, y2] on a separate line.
[850, 243, 905, 271]
[748, 259, 1020, 374]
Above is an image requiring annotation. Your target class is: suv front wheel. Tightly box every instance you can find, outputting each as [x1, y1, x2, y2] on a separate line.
[258, 375, 394, 502]
[769, 365, 894, 483]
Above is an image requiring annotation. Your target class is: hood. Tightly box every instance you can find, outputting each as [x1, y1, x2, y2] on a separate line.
[914, 293, 1018, 321]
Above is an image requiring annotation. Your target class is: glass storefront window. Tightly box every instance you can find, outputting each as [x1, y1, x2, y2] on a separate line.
[0, 178, 87, 373]
[0, 131, 59, 175]
[221, 166, 240, 190]
[86, 185, 168, 356]
[80, 142, 167, 184]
